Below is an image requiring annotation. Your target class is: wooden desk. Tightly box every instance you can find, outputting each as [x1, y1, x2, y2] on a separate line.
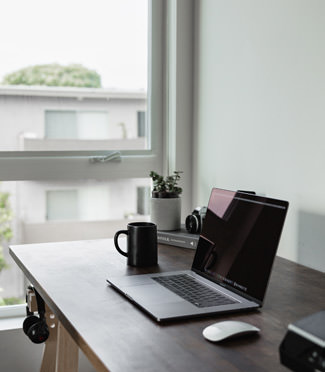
[10, 239, 325, 372]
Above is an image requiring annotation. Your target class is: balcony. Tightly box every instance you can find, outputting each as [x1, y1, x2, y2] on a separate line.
[23, 138, 146, 151]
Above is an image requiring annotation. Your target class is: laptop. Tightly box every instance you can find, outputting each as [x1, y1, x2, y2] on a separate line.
[107, 188, 289, 322]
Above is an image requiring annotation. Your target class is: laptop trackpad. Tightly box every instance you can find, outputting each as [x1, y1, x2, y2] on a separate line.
[125, 284, 183, 305]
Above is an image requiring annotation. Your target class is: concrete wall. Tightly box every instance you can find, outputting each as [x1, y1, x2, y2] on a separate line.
[193, 0, 325, 271]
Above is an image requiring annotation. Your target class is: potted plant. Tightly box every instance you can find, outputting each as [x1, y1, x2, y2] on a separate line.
[149, 171, 183, 231]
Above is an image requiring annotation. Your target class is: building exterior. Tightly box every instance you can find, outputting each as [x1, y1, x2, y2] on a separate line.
[0, 85, 147, 150]
[0, 86, 150, 301]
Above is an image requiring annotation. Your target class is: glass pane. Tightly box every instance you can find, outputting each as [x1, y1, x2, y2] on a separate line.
[0, 0, 148, 151]
[46, 190, 79, 220]
[137, 186, 151, 215]
[78, 112, 110, 140]
[137, 111, 147, 137]
[0, 178, 150, 306]
[45, 111, 78, 139]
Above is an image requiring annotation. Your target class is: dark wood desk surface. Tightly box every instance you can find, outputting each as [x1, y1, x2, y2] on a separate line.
[10, 239, 325, 372]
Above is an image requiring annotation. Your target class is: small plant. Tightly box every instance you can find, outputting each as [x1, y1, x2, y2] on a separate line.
[149, 171, 183, 198]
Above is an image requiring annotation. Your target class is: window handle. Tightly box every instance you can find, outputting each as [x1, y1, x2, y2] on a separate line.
[89, 151, 121, 163]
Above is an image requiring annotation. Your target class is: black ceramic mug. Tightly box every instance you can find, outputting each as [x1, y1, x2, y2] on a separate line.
[114, 222, 158, 267]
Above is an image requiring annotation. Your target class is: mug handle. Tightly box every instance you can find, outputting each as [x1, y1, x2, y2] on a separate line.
[114, 230, 128, 257]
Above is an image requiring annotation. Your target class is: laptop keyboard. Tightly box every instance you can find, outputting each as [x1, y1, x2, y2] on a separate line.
[153, 274, 237, 308]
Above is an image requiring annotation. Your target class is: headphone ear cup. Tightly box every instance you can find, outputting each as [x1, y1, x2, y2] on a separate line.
[27, 320, 49, 344]
[23, 315, 39, 336]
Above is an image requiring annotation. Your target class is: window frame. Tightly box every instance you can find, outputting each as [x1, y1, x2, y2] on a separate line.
[0, 0, 165, 182]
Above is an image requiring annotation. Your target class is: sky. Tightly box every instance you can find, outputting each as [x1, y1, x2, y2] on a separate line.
[0, 0, 148, 90]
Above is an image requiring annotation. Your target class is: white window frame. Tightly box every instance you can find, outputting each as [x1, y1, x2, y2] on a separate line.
[0, 0, 165, 182]
[165, 0, 195, 218]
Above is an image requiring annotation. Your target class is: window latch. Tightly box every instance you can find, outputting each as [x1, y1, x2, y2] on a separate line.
[89, 151, 121, 163]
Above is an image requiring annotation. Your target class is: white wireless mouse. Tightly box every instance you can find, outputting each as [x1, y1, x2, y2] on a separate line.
[203, 320, 260, 342]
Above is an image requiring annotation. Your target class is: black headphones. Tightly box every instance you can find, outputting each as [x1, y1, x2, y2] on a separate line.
[23, 286, 49, 344]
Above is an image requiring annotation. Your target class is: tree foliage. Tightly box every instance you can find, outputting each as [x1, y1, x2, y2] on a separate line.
[2, 63, 101, 88]
[0, 190, 14, 306]
[0, 190, 12, 273]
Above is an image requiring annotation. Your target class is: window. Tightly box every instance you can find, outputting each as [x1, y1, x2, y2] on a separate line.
[0, 0, 165, 313]
[0, 179, 151, 307]
[46, 190, 79, 220]
[137, 186, 151, 215]
[0, 0, 164, 181]
[45, 111, 110, 140]
[137, 111, 146, 138]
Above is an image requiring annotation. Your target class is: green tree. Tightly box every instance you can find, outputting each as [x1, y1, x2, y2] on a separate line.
[2, 63, 101, 88]
[0, 190, 14, 306]
[0, 191, 12, 272]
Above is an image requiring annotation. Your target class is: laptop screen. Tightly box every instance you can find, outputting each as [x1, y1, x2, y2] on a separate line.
[192, 188, 288, 304]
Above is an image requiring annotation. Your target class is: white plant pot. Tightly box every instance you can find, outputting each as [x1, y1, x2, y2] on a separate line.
[150, 197, 181, 231]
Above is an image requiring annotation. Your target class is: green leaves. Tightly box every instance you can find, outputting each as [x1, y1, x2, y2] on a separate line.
[0, 246, 8, 272]
[0, 188, 13, 274]
[2, 63, 101, 88]
[0, 297, 24, 306]
[149, 171, 183, 198]
[0, 187, 14, 306]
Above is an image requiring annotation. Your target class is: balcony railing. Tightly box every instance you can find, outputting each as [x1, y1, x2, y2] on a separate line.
[22, 138, 146, 151]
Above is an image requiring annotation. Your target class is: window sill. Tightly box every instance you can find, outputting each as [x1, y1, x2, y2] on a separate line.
[0, 316, 24, 331]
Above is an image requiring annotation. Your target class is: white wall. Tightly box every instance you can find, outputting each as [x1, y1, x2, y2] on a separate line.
[18, 178, 149, 223]
[0, 328, 96, 372]
[193, 0, 325, 271]
[0, 93, 146, 151]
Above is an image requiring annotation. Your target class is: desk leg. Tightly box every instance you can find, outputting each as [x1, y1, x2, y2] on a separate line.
[56, 321, 79, 372]
[40, 304, 59, 372]
[39, 304, 79, 372]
